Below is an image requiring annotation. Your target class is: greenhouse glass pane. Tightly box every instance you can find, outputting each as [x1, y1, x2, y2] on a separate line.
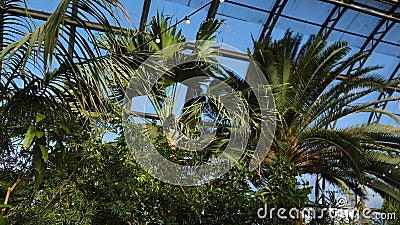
[217, 2, 268, 24]
[214, 15, 264, 52]
[282, 0, 333, 24]
[335, 10, 380, 37]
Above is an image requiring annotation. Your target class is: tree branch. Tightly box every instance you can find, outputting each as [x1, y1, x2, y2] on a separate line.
[1, 178, 21, 216]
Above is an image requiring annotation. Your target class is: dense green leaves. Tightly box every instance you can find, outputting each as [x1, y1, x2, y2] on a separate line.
[1, 0, 399, 224]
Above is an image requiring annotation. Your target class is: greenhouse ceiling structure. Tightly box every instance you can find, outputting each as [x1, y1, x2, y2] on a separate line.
[1, 0, 399, 125]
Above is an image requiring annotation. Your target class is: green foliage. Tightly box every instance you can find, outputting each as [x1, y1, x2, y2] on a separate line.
[1, 0, 399, 224]
[256, 156, 312, 225]
[4, 134, 311, 224]
[262, 156, 312, 209]
[0, 215, 6, 225]
[382, 200, 400, 225]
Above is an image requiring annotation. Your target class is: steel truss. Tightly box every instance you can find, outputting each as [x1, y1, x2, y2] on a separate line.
[315, 174, 327, 206]
[331, 5, 397, 129]
[140, 0, 152, 31]
[345, 6, 397, 77]
[319, 0, 400, 23]
[318, 5, 347, 38]
[223, 0, 399, 48]
[325, 5, 397, 206]
[368, 63, 400, 124]
[207, 0, 220, 20]
[258, 0, 288, 43]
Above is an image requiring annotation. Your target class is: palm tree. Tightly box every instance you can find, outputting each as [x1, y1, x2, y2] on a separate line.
[0, 0, 130, 215]
[100, 13, 239, 174]
[0, 0, 228, 217]
[248, 31, 400, 206]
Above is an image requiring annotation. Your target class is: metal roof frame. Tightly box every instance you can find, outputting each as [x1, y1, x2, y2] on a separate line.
[258, 0, 289, 43]
[317, 5, 347, 38]
[319, 0, 400, 23]
[207, 0, 220, 20]
[368, 63, 400, 124]
[140, 0, 151, 31]
[344, 6, 397, 77]
[332, 8, 396, 128]
[221, 0, 400, 48]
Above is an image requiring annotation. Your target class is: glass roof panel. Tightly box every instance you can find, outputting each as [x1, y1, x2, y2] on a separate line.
[363, 52, 400, 79]
[328, 30, 367, 50]
[148, 0, 196, 19]
[374, 42, 400, 58]
[214, 15, 263, 51]
[335, 10, 381, 37]
[217, 1, 267, 24]
[383, 23, 400, 44]
[167, 0, 209, 8]
[274, 17, 322, 37]
[360, 0, 394, 12]
[282, 0, 333, 24]
[224, 0, 275, 10]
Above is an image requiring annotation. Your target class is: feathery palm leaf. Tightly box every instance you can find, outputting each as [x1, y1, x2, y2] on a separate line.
[249, 30, 400, 206]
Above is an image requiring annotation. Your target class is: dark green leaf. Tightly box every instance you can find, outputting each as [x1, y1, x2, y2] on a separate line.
[23, 125, 37, 150]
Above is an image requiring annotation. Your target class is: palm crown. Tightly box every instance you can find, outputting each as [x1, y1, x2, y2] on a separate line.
[249, 31, 400, 206]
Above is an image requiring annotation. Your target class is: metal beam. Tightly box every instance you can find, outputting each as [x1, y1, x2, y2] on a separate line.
[2, 5, 123, 33]
[207, 0, 220, 20]
[140, 0, 151, 31]
[318, 5, 347, 38]
[0, 1, 4, 71]
[368, 63, 400, 124]
[319, 0, 400, 23]
[258, 0, 288, 43]
[315, 174, 327, 206]
[376, 0, 400, 6]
